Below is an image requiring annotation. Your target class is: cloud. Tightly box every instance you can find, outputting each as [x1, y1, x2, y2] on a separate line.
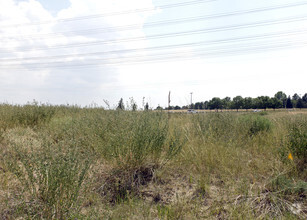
[0, 0, 157, 106]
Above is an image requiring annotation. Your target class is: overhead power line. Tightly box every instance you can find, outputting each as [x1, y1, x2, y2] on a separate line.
[0, 0, 217, 28]
[2, 1, 307, 40]
[2, 38, 307, 69]
[1, 28, 307, 63]
[1, 14, 307, 52]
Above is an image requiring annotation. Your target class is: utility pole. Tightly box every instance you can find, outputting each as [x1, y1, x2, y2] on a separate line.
[168, 91, 171, 118]
[168, 91, 171, 109]
[190, 92, 193, 109]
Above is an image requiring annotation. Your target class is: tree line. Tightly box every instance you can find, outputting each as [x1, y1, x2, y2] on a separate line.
[164, 91, 307, 111]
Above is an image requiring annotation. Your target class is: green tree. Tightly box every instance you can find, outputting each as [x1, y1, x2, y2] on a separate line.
[292, 93, 300, 108]
[254, 96, 270, 110]
[286, 96, 293, 108]
[155, 105, 163, 110]
[243, 97, 253, 111]
[302, 93, 307, 108]
[296, 98, 303, 109]
[274, 91, 287, 108]
[194, 102, 204, 109]
[208, 97, 222, 112]
[232, 96, 244, 111]
[270, 97, 282, 110]
[222, 97, 232, 110]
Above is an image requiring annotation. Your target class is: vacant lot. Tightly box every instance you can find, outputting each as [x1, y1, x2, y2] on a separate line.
[0, 105, 306, 219]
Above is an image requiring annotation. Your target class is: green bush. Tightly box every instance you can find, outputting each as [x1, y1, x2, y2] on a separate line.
[240, 115, 272, 136]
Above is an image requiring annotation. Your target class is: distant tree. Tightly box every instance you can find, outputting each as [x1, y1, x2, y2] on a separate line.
[302, 93, 307, 108]
[292, 93, 300, 101]
[286, 96, 293, 108]
[252, 97, 261, 109]
[174, 105, 181, 110]
[243, 97, 253, 111]
[144, 102, 149, 111]
[254, 96, 270, 110]
[117, 98, 125, 110]
[132, 103, 137, 111]
[156, 105, 163, 110]
[292, 93, 300, 108]
[208, 97, 222, 112]
[194, 102, 204, 109]
[232, 96, 244, 111]
[129, 97, 137, 111]
[296, 98, 303, 109]
[270, 97, 282, 110]
[274, 91, 287, 108]
[204, 101, 209, 109]
[261, 96, 271, 110]
[222, 97, 232, 110]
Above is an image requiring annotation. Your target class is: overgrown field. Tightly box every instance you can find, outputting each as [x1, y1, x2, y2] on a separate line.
[0, 104, 306, 219]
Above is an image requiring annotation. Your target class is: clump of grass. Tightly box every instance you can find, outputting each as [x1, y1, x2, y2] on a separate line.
[269, 175, 306, 198]
[279, 116, 307, 176]
[98, 111, 185, 202]
[2, 127, 93, 219]
[11, 104, 56, 128]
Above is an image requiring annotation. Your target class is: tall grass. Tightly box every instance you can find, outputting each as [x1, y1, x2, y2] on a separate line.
[2, 128, 93, 219]
[0, 104, 306, 219]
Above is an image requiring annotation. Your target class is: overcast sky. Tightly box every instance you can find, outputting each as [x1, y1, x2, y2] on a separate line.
[1, 0, 307, 108]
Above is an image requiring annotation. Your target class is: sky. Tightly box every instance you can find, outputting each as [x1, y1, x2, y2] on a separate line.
[0, 0, 307, 108]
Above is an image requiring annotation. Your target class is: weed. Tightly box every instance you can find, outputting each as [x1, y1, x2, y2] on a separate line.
[3, 128, 93, 219]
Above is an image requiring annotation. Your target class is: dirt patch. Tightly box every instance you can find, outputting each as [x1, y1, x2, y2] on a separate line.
[139, 173, 206, 204]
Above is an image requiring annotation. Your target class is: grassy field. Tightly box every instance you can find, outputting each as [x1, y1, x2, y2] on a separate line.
[0, 104, 306, 219]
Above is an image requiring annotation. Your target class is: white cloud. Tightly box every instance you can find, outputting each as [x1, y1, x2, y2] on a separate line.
[0, 0, 159, 106]
[0, 0, 306, 107]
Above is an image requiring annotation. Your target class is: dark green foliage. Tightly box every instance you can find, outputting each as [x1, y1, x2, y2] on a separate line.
[240, 114, 272, 136]
[296, 98, 303, 109]
[232, 96, 244, 111]
[286, 96, 293, 109]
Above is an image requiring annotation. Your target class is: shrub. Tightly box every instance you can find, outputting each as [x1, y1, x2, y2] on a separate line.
[240, 115, 272, 136]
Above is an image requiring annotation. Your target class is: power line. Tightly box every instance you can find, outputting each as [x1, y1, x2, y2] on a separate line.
[2, 14, 307, 52]
[1, 28, 307, 63]
[2, 38, 307, 69]
[0, 0, 217, 28]
[2, 1, 307, 40]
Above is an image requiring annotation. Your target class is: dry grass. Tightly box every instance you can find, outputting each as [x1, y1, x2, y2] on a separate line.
[0, 105, 306, 219]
